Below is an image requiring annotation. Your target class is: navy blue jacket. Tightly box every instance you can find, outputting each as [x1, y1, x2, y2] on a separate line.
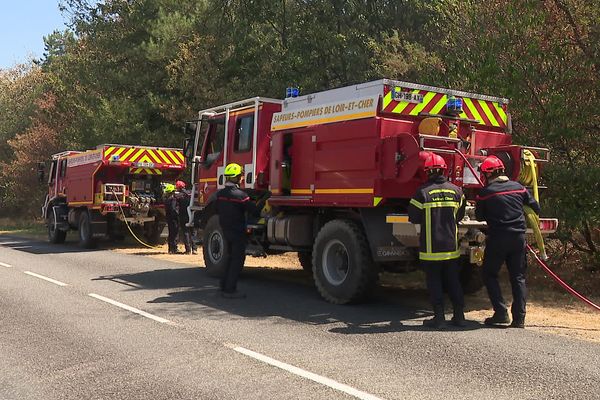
[408, 175, 466, 261]
[475, 178, 540, 235]
[216, 182, 257, 238]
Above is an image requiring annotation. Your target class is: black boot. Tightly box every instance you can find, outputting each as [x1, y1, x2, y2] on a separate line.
[484, 311, 510, 326]
[450, 308, 466, 327]
[423, 306, 446, 329]
[509, 316, 525, 328]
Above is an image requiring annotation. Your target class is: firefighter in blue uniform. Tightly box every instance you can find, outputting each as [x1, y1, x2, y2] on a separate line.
[476, 155, 540, 328]
[163, 183, 180, 254]
[408, 152, 466, 328]
[215, 163, 259, 298]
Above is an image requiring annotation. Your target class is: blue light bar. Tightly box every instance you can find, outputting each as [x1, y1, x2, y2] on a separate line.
[286, 87, 300, 98]
[446, 96, 463, 116]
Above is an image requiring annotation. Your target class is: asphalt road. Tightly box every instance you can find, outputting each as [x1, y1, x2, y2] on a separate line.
[1, 235, 599, 400]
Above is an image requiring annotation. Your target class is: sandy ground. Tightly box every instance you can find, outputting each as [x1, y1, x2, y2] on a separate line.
[113, 243, 600, 343]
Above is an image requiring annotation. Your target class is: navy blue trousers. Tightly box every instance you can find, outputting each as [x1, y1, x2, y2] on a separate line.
[482, 233, 527, 321]
[422, 258, 464, 310]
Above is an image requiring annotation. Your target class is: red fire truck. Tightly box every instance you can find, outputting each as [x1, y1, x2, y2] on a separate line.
[41, 144, 185, 248]
[185, 79, 557, 304]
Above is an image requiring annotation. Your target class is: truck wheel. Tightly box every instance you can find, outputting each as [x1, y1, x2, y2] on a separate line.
[78, 211, 96, 249]
[459, 257, 484, 294]
[298, 252, 313, 273]
[47, 212, 66, 244]
[202, 215, 229, 278]
[312, 220, 378, 304]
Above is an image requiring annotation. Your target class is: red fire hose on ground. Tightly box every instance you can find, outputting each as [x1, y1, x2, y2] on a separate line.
[527, 244, 600, 312]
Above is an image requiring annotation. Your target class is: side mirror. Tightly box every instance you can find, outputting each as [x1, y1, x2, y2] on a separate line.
[183, 137, 192, 160]
[37, 162, 45, 184]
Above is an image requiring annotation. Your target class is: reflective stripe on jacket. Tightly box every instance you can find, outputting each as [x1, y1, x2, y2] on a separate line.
[408, 175, 466, 261]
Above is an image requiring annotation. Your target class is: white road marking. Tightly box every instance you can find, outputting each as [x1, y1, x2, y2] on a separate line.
[0, 262, 12, 268]
[230, 345, 385, 400]
[24, 271, 68, 286]
[88, 293, 171, 324]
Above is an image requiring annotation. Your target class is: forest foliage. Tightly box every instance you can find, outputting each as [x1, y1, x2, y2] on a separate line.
[0, 0, 598, 266]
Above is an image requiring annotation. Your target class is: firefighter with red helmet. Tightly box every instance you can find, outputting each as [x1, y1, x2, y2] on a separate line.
[408, 152, 466, 328]
[476, 155, 540, 328]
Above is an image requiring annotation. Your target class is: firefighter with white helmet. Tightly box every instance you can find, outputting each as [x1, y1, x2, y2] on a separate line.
[215, 163, 259, 298]
[408, 152, 466, 329]
[476, 155, 540, 328]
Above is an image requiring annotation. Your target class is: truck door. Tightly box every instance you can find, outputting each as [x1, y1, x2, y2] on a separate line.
[269, 133, 284, 195]
[198, 118, 226, 203]
[227, 112, 255, 190]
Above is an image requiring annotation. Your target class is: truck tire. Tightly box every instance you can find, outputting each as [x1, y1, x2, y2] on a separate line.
[47, 211, 66, 244]
[202, 215, 229, 278]
[312, 220, 378, 304]
[78, 210, 96, 248]
[298, 252, 313, 273]
[459, 257, 484, 294]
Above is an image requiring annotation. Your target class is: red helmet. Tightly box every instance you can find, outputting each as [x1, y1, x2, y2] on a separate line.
[423, 153, 447, 171]
[480, 156, 505, 173]
[175, 180, 186, 190]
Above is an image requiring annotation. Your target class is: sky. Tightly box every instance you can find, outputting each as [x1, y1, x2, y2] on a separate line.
[0, 1, 68, 69]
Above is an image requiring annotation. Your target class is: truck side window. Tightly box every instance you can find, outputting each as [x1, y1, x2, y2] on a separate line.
[204, 119, 225, 167]
[234, 115, 254, 153]
[59, 159, 67, 177]
[48, 160, 57, 184]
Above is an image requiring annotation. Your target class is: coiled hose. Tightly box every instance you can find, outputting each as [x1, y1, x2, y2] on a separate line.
[519, 150, 547, 260]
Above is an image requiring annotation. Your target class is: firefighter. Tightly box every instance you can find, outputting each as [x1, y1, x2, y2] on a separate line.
[408, 152, 466, 328]
[476, 156, 540, 328]
[163, 183, 180, 254]
[176, 180, 197, 255]
[216, 163, 259, 298]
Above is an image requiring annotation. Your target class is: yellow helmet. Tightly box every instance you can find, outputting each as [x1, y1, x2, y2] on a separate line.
[163, 183, 176, 193]
[224, 163, 243, 177]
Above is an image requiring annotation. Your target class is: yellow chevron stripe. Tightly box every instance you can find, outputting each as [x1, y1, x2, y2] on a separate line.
[113, 147, 126, 157]
[430, 95, 447, 115]
[105, 146, 116, 157]
[153, 169, 162, 175]
[409, 91, 436, 116]
[463, 98, 483, 123]
[146, 149, 162, 164]
[156, 149, 172, 164]
[382, 90, 393, 109]
[392, 89, 421, 114]
[129, 148, 145, 163]
[121, 147, 136, 161]
[165, 150, 180, 165]
[137, 154, 153, 163]
[174, 151, 185, 164]
[478, 100, 500, 127]
[494, 103, 508, 124]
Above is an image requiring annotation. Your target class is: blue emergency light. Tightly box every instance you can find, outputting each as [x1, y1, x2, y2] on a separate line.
[286, 87, 300, 98]
[446, 96, 463, 116]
